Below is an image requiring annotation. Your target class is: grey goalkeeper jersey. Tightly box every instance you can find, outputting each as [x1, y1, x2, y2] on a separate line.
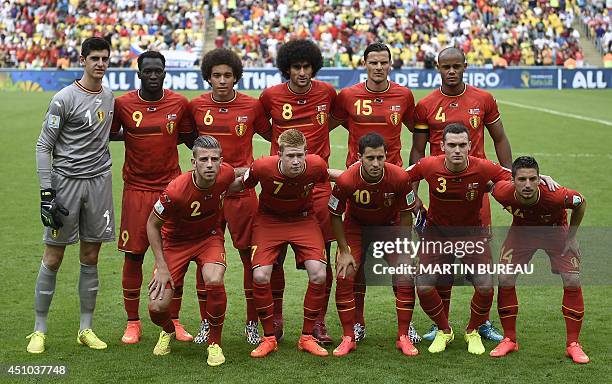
[36, 81, 114, 189]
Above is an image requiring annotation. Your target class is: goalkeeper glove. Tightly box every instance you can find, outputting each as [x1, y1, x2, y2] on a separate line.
[40, 189, 69, 229]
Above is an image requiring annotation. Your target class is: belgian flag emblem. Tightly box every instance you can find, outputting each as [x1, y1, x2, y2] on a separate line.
[390, 112, 400, 126]
[97, 110, 105, 122]
[469, 115, 480, 129]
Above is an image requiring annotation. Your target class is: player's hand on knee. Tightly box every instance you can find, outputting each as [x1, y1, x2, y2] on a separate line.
[148, 268, 174, 300]
[336, 248, 356, 279]
[40, 189, 69, 229]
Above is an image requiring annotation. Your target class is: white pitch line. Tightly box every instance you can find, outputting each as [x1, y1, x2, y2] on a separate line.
[497, 100, 612, 127]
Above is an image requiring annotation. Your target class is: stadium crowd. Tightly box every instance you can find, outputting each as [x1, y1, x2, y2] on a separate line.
[0, 0, 606, 69]
[576, 0, 611, 66]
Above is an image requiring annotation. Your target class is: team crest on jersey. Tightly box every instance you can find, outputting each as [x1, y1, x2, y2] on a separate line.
[302, 182, 315, 197]
[235, 123, 247, 136]
[316, 112, 327, 125]
[96, 110, 105, 122]
[390, 112, 400, 126]
[51, 229, 59, 238]
[469, 115, 480, 129]
[466, 188, 478, 201]
[384, 192, 395, 207]
[166, 121, 175, 134]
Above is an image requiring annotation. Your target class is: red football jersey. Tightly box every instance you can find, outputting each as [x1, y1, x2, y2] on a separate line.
[329, 162, 416, 226]
[407, 155, 510, 227]
[414, 84, 501, 159]
[331, 81, 414, 168]
[492, 181, 584, 227]
[111, 89, 193, 190]
[153, 164, 235, 242]
[189, 91, 270, 168]
[242, 154, 329, 216]
[259, 80, 336, 163]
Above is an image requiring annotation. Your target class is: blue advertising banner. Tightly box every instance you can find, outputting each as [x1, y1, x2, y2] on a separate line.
[1, 68, 610, 92]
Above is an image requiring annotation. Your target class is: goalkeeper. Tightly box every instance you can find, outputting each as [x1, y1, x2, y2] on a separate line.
[27, 37, 116, 354]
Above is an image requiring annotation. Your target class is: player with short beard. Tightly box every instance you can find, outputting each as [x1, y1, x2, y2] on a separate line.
[328, 133, 418, 357]
[259, 39, 338, 344]
[490, 156, 589, 364]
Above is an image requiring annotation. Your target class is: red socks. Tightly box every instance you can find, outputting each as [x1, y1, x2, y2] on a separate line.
[562, 286, 584, 346]
[467, 288, 494, 331]
[253, 281, 275, 336]
[497, 286, 518, 341]
[122, 255, 143, 321]
[395, 285, 415, 338]
[240, 250, 258, 322]
[353, 265, 367, 325]
[149, 307, 175, 333]
[436, 285, 453, 319]
[335, 277, 356, 338]
[418, 287, 450, 330]
[271, 264, 285, 320]
[303, 281, 326, 335]
[169, 285, 183, 320]
[206, 284, 227, 345]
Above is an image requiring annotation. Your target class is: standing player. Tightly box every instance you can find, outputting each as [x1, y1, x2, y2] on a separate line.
[489, 156, 589, 364]
[259, 39, 338, 344]
[146, 136, 237, 366]
[190, 48, 271, 345]
[407, 124, 511, 355]
[328, 133, 418, 357]
[330, 42, 417, 342]
[29, 37, 114, 353]
[111, 51, 194, 345]
[243, 129, 330, 358]
[409, 46, 512, 342]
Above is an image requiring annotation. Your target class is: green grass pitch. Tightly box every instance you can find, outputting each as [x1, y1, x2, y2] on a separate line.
[0, 88, 610, 383]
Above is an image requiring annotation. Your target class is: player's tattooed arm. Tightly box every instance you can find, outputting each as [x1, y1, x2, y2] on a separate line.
[327, 168, 343, 182]
[146, 212, 174, 299]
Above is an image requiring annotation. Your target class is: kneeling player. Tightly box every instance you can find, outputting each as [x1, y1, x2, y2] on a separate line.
[329, 133, 418, 357]
[146, 136, 238, 366]
[242, 129, 330, 358]
[490, 156, 589, 364]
